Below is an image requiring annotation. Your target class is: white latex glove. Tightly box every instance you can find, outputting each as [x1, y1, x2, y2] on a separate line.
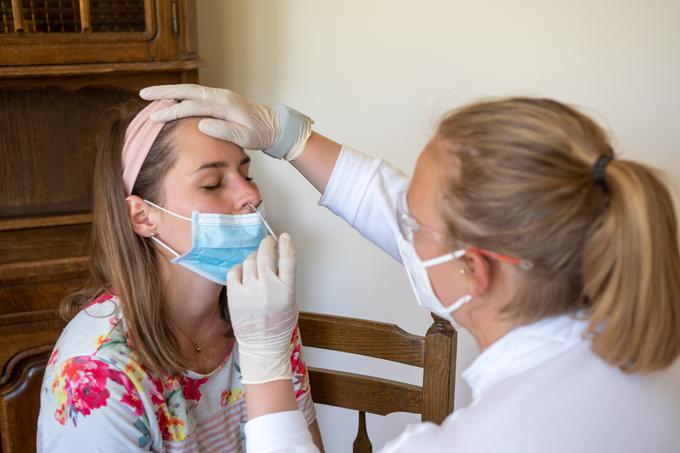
[139, 84, 313, 160]
[227, 233, 299, 384]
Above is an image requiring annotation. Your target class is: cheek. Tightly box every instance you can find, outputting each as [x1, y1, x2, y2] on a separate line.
[413, 235, 444, 261]
[158, 216, 193, 253]
[428, 262, 465, 305]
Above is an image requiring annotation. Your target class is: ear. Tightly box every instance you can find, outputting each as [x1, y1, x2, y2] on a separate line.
[462, 247, 492, 297]
[125, 195, 156, 238]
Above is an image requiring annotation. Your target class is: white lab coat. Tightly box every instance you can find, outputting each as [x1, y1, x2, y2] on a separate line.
[245, 147, 680, 453]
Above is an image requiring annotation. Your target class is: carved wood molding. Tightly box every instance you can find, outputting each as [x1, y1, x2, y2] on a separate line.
[0, 347, 51, 453]
[0, 344, 52, 389]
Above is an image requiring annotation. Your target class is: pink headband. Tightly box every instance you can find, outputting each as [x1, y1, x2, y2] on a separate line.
[121, 99, 177, 195]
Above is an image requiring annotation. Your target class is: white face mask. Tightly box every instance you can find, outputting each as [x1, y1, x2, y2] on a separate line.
[397, 234, 473, 323]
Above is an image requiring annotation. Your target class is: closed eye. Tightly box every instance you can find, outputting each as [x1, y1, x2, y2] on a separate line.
[202, 183, 223, 191]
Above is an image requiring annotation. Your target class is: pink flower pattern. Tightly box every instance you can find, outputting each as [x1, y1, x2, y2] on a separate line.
[52, 357, 115, 426]
[46, 293, 311, 447]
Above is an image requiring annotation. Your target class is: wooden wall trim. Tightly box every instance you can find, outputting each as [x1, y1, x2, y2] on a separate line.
[0, 214, 93, 232]
[0, 257, 89, 281]
[0, 58, 203, 78]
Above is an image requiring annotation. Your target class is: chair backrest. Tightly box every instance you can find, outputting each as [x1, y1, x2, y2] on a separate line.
[298, 311, 457, 453]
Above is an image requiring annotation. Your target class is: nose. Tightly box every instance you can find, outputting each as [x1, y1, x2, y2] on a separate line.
[232, 176, 261, 213]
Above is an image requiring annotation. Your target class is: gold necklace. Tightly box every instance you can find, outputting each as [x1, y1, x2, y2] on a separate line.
[171, 303, 220, 356]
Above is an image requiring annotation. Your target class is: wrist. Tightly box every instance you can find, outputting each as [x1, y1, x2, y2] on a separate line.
[237, 340, 294, 384]
[264, 104, 314, 160]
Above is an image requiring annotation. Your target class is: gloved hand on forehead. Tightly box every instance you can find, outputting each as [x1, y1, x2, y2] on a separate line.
[226, 233, 299, 384]
[140, 84, 313, 161]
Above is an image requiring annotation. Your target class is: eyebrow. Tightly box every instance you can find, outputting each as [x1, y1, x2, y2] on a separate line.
[193, 156, 251, 173]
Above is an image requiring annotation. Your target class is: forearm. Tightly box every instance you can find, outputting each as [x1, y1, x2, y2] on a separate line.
[308, 420, 325, 452]
[291, 132, 342, 194]
[244, 380, 299, 420]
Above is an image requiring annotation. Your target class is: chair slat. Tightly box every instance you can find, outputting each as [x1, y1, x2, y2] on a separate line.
[308, 367, 422, 416]
[299, 312, 425, 367]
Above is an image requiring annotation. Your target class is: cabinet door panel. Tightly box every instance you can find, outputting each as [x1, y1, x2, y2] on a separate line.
[0, 0, 196, 65]
[0, 348, 51, 453]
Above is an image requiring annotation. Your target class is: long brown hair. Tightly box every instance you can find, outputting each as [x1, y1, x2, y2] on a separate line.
[436, 97, 680, 372]
[61, 99, 207, 374]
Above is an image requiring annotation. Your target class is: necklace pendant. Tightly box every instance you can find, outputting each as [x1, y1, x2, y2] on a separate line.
[193, 342, 201, 354]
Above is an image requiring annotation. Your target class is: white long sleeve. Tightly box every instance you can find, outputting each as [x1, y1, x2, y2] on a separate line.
[318, 145, 408, 263]
[245, 411, 318, 453]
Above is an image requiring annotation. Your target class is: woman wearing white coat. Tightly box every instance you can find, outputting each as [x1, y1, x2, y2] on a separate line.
[141, 85, 680, 453]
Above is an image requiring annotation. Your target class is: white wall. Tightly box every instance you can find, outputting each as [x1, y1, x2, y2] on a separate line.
[196, 1, 680, 451]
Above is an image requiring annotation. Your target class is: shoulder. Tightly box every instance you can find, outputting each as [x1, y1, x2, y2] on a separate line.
[44, 354, 142, 422]
[52, 292, 125, 362]
[380, 421, 456, 453]
[447, 343, 680, 452]
[40, 307, 166, 450]
[43, 292, 159, 423]
[39, 350, 156, 450]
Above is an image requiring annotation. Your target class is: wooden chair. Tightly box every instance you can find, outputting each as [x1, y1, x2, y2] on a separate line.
[298, 311, 457, 453]
[0, 311, 455, 453]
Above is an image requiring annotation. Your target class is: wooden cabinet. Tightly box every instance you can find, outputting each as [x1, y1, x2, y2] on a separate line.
[0, 1, 201, 451]
[0, 0, 198, 67]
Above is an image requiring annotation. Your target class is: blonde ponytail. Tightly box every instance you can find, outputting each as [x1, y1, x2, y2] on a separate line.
[582, 159, 680, 372]
[436, 97, 680, 373]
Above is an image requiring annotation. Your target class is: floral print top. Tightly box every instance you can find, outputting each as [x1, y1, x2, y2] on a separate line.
[37, 293, 315, 452]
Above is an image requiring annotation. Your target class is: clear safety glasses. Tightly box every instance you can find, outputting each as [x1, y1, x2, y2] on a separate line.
[396, 191, 534, 271]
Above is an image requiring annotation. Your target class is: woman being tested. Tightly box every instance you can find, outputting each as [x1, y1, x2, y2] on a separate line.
[37, 100, 323, 452]
[141, 84, 680, 452]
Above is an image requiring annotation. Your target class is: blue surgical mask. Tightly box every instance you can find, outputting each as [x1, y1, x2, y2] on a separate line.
[146, 200, 276, 285]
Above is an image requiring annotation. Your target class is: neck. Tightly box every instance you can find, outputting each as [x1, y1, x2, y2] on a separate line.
[454, 292, 520, 352]
[459, 309, 516, 351]
[157, 253, 223, 337]
[453, 263, 523, 352]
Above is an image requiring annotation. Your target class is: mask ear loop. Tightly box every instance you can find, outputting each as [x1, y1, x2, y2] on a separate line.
[248, 203, 278, 242]
[420, 248, 473, 314]
[143, 199, 184, 258]
[150, 236, 181, 258]
[447, 294, 474, 313]
[144, 199, 192, 221]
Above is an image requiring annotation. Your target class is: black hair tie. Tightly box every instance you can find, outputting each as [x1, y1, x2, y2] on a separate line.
[593, 154, 613, 191]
